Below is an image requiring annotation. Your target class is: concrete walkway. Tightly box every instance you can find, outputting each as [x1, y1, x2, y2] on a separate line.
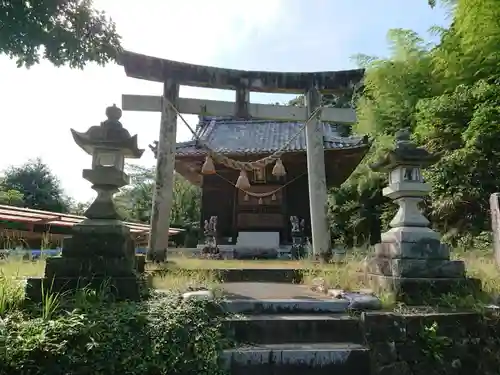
[222, 282, 329, 300]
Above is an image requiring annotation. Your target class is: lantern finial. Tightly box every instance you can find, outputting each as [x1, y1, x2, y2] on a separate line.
[106, 104, 122, 121]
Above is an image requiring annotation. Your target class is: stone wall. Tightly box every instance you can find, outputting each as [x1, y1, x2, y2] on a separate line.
[361, 311, 500, 375]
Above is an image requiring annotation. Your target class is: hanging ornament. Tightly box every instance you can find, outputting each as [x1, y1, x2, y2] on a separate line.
[201, 155, 216, 175]
[271, 193, 276, 201]
[235, 170, 251, 190]
[244, 194, 249, 201]
[272, 158, 286, 177]
[258, 197, 263, 205]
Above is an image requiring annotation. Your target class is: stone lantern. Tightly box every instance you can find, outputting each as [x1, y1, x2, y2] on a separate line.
[72, 104, 143, 220]
[26, 105, 145, 301]
[366, 129, 479, 304]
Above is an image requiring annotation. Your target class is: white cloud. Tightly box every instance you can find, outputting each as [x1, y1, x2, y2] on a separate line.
[96, 0, 284, 62]
[0, 0, 283, 202]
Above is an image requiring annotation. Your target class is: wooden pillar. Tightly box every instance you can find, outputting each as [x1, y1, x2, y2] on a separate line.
[305, 87, 330, 259]
[235, 85, 250, 119]
[147, 79, 179, 262]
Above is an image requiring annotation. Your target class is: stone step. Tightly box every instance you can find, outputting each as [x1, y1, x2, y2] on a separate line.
[221, 343, 370, 375]
[222, 298, 350, 315]
[226, 314, 363, 344]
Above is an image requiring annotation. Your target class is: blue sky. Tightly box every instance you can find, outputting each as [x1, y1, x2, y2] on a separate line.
[0, 0, 449, 202]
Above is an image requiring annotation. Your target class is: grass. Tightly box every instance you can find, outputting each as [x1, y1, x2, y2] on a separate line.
[151, 268, 221, 291]
[2, 248, 500, 313]
[455, 250, 500, 296]
[166, 257, 331, 269]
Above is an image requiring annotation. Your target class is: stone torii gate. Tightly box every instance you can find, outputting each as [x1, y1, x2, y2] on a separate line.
[119, 50, 363, 260]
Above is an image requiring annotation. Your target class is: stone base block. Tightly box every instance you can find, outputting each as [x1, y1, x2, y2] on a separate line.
[375, 239, 450, 259]
[25, 275, 145, 302]
[369, 257, 466, 278]
[44, 256, 137, 279]
[366, 274, 481, 305]
[381, 226, 441, 243]
[62, 219, 134, 259]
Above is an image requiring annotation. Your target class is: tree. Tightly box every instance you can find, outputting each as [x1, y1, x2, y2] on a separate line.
[67, 198, 91, 215]
[1, 158, 70, 212]
[287, 85, 360, 110]
[0, 186, 23, 206]
[330, 0, 500, 248]
[428, 0, 457, 8]
[115, 165, 201, 227]
[115, 165, 155, 223]
[114, 165, 202, 256]
[0, 0, 121, 68]
[327, 28, 434, 247]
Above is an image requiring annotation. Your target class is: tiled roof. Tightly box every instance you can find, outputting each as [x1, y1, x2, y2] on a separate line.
[175, 117, 369, 156]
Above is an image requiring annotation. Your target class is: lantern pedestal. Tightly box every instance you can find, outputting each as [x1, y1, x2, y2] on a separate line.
[26, 219, 147, 302]
[26, 105, 146, 302]
[82, 167, 128, 219]
[366, 274, 481, 305]
[366, 129, 480, 305]
[365, 226, 480, 304]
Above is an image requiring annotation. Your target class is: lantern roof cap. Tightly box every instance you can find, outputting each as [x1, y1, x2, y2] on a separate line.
[370, 128, 441, 172]
[70, 104, 144, 158]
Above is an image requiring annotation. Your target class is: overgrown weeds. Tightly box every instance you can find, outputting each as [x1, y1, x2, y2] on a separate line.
[0, 255, 229, 375]
[301, 253, 367, 291]
[298, 248, 500, 311]
[0, 270, 24, 315]
[0, 268, 228, 375]
[0, 292, 228, 375]
[151, 266, 221, 292]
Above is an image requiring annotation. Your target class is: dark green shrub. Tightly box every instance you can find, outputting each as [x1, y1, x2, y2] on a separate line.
[0, 292, 227, 375]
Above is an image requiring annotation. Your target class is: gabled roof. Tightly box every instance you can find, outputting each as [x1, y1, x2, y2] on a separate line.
[174, 117, 369, 157]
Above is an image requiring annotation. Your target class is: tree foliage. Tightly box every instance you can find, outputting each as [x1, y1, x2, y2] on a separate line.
[0, 0, 121, 68]
[328, 0, 500, 247]
[1, 158, 69, 212]
[115, 165, 201, 227]
[0, 186, 23, 206]
[287, 89, 358, 109]
[67, 199, 91, 216]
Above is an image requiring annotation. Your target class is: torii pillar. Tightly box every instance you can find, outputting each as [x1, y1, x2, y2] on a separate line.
[119, 50, 363, 261]
[305, 87, 331, 259]
[147, 80, 179, 262]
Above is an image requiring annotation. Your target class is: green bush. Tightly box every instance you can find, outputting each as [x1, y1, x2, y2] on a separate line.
[0, 292, 227, 375]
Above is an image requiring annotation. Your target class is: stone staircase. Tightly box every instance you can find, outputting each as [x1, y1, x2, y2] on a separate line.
[221, 295, 371, 374]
